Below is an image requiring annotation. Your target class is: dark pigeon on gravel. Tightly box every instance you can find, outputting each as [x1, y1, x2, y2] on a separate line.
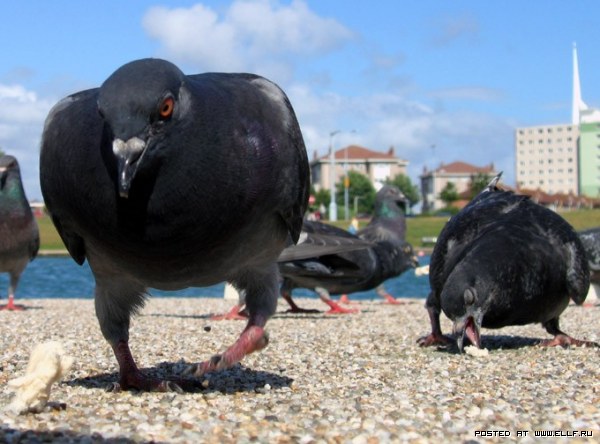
[40, 58, 309, 391]
[418, 173, 597, 351]
[0, 155, 39, 311]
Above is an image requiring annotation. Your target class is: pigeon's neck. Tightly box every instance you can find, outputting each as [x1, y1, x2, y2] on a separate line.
[374, 200, 404, 220]
[0, 180, 28, 214]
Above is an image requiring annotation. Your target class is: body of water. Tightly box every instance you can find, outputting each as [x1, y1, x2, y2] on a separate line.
[0, 256, 431, 301]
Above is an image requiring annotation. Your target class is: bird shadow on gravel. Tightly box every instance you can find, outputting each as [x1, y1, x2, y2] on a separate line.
[434, 334, 544, 354]
[66, 362, 293, 395]
[143, 309, 375, 321]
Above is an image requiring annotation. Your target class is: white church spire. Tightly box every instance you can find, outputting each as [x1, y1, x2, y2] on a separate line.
[572, 42, 588, 124]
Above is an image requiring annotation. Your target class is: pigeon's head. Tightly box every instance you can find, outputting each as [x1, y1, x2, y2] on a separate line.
[0, 155, 22, 192]
[441, 272, 491, 351]
[374, 185, 407, 218]
[97, 58, 189, 198]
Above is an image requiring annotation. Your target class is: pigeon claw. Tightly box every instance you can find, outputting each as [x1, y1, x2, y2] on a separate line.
[114, 370, 185, 393]
[417, 333, 454, 347]
[190, 326, 269, 377]
[539, 334, 600, 348]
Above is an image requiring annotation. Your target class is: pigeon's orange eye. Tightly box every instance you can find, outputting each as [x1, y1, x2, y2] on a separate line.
[159, 97, 174, 119]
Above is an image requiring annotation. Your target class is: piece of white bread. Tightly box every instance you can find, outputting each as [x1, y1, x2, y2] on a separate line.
[6, 341, 74, 414]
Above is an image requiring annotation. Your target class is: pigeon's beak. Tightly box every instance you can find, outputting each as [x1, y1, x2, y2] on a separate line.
[410, 255, 419, 268]
[454, 313, 482, 352]
[112, 137, 147, 198]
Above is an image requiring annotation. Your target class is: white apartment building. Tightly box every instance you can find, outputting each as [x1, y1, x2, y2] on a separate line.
[514, 124, 579, 195]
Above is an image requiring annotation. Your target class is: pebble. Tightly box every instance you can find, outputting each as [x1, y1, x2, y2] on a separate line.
[0, 298, 598, 443]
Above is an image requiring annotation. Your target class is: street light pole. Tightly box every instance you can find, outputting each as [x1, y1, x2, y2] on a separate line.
[343, 130, 356, 221]
[329, 130, 340, 221]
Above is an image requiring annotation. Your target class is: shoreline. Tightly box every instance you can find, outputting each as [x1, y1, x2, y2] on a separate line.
[0, 298, 598, 443]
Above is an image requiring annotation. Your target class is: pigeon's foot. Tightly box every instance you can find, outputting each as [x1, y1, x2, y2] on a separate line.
[210, 304, 248, 321]
[539, 334, 600, 348]
[417, 333, 454, 347]
[324, 300, 359, 315]
[380, 293, 405, 305]
[109, 371, 186, 393]
[282, 293, 320, 313]
[339, 295, 357, 305]
[188, 326, 269, 377]
[0, 304, 25, 311]
[0, 296, 25, 311]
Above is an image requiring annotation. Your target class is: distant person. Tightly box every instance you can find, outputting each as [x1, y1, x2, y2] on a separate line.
[348, 217, 359, 234]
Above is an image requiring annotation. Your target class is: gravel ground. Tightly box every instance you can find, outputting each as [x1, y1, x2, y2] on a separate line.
[0, 297, 598, 443]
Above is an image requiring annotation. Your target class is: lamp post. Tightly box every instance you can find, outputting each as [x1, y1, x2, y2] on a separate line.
[329, 130, 340, 221]
[343, 129, 357, 220]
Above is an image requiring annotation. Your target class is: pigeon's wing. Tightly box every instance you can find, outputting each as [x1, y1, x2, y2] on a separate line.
[530, 206, 591, 305]
[279, 254, 365, 280]
[358, 222, 400, 244]
[40, 90, 100, 265]
[237, 74, 309, 244]
[278, 231, 372, 262]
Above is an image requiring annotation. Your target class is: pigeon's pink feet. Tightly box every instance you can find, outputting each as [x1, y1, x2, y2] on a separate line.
[188, 325, 269, 376]
[110, 340, 192, 392]
[539, 334, 599, 348]
[210, 304, 248, 321]
[338, 294, 358, 305]
[325, 300, 359, 315]
[0, 296, 25, 311]
[417, 333, 453, 347]
[381, 293, 405, 305]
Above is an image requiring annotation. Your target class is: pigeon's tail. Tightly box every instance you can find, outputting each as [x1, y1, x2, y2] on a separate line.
[483, 171, 503, 193]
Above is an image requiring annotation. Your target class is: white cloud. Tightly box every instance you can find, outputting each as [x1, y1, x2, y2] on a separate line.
[0, 83, 56, 200]
[428, 86, 504, 102]
[142, 0, 354, 82]
[286, 84, 514, 187]
[428, 13, 480, 48]
[141, 1, 514, 194]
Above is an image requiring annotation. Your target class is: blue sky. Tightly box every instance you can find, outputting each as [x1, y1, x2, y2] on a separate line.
[2, 0, 600, 200]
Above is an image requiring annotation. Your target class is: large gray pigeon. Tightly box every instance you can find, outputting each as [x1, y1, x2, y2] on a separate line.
[0, 155, 39, 311]
[418, 174, 596, 351]
[40, 58, 309, 391]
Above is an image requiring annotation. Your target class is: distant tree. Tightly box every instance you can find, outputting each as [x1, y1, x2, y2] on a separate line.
[314, 188, 330, 209]
[385, 173, 420, 208]
[336, 170, 376, 216]
[439, 181, 459, 207]
[469, 173, 492, 199]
